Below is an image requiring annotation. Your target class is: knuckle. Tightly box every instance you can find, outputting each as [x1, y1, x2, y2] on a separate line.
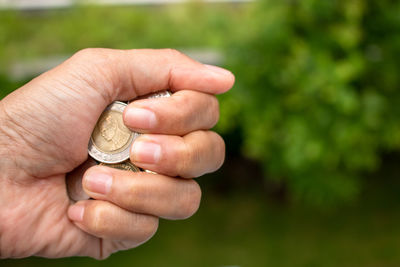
[178, 139, 198, 178]
[213, 133, 226, 170]
[127, 182, 143, 209]
[173, 93, 194, 129]
[162, 48, 184, 58]
[88, 204, 109, 234]
[72, 48, 106, 61]
[208, 95, 220, 127]
[69, 48, 116, 102]
[70, 48, 114, 73]
[179, 180, 202, 219]
[176, 91, 192, 107]
[138, 216, 159, 243]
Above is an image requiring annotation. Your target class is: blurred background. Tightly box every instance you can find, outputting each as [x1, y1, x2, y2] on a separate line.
[2, 0, 400, 266]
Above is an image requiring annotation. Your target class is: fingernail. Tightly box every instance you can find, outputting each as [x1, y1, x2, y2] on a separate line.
[68, 205, 84, 222]
[131, 140, 161, 164]
[204, 64, 233, 76]
[83, 172, 113, 195]
[125, 107, 157, 129]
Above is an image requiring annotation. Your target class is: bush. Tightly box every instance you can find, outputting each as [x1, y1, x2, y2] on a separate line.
[219, 0, 400, 206]
[1, 0, 400, 207]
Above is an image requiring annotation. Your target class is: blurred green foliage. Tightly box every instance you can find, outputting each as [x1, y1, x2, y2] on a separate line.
[219, 0, 400, 206]
[1, 0, 400, 207]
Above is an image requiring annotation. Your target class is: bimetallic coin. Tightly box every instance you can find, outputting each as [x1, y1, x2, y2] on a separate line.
[88, 101, 139, 164]
[99, 161, 141, 172]
[89, 91, 172, 165]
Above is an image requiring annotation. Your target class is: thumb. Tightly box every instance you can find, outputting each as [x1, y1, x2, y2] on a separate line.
[59, 48, 235, 103]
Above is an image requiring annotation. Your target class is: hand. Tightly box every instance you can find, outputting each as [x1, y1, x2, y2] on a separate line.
[0, 48, 234, 259]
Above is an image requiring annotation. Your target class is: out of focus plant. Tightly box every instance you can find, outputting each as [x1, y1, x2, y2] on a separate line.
[219, 0, 400, 206]
[1, 0, 400, 207]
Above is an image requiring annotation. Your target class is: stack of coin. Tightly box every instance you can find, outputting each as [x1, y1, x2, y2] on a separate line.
[88, 91, 171, 171]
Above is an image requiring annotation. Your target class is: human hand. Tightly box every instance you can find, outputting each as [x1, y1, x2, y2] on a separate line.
[0, 48, 234, 259]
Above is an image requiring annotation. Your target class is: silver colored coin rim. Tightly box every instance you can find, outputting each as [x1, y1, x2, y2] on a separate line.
[88, 101, 139, 164]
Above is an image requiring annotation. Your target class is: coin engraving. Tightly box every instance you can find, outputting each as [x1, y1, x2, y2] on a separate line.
[92, 110, 132, 153]
[88, 91, 172, 165]
[88, 101, 137, 164]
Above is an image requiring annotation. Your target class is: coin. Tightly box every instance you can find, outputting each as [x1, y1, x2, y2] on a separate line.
[99, 161, 141, 172]
[88, 101, 139, 164]
[88, 91, 171, 167]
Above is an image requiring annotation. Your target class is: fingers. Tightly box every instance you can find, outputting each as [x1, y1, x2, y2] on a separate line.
[68, 200, 159, 245]
[131, 131, 225, 178]
[81, 167, 202, 220]
[124, 90, 219, 135]
[64, 48, 235, 103]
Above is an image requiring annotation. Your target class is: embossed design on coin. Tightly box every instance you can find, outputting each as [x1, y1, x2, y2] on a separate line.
[99, 161, 141, 172]
[93, 110, 131, 153]
[88, 101, 139, 164]
[89, 91, 172, 165]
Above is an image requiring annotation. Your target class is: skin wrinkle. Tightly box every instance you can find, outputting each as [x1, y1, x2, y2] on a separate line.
[68, 51, 117, 104]
[172, 93, 196, 130]
[0, 106, 39, 185]
[179, 180, 201, 219]
[0, 106, 67, 178]
[167, 65, 176, 93]
[36, 84, 91, 167]
[42, 210, 100, 258]
[0, 103, 20, 162]
[2, 95, 54, 149]
[36, 193, 90, 257]
[125, 55, 139, 100]
[3, 186, 44, 257]
[191, 135, 203, 175]
[48, 79, 82, 105]
[112, 51, 134, 100]
[209, 96, 220, 128]
[54, 65, 102, 103]
[180, 137, 193, 178]
[3, 80, 95, 177]
[30, 177, 95, 258]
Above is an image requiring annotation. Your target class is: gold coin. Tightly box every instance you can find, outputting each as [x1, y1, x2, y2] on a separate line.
[88, 91, 171, 164]
[92, 110, 132, 154]
[88, 102, 138, 164]
[99, 161, 141, 172]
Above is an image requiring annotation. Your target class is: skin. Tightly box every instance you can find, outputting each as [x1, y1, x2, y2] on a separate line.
[0, 48, 235, 259]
